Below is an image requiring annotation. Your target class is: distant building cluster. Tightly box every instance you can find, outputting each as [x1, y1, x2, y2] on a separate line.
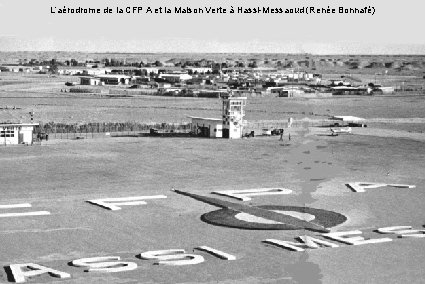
[0, 56, 402, 97]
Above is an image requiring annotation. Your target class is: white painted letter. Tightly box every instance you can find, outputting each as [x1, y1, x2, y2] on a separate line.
[212, 188, 292, 201]
[139, 249, 204, 266]
[194, 246, 236, 260]
[297, 236, 340, 248]
[8, 263, 70, 283]
[0, 203, 50, 218]
[71, 256, 137, 273]
[377, 226, 425, 238]
[323, 230, 392, 245]
[0, 203, 32, 209]
[263, 236, 338, 252]
[87, 195, 167, 210]
[263, 239, 307, 252]
[346, 182, 415, 193]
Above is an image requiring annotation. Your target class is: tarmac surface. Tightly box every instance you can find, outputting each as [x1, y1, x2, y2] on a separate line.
[0, 129, 424, 283]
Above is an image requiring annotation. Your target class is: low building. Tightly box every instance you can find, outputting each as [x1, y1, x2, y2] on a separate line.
[63, 69, 83, 75]
[131, 76, 150, 85]
[278, 86, 307, 97]
[330, 116, 366, 126]
[158, 82, 172, 88]
[80, 76, 101, 86]
[267, 87, 285, 94]
[331, 115, 365, 122]
[368, 86, 395, 94]
[185, 67, 212, 74]
[141, 68, 159, 75]
[331, 86, 368, 95]
[97, 74, 131, 85]
[377, 86, 395, 94]
[330, 80, 351, 86]
[0, 123, 38, 145]
[159, 74, 192, 83]
[188, 116, 223, 138]
[82, 69, 108, 76]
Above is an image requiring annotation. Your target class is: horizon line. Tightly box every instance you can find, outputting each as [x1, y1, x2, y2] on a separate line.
[0, 51, 424, 56]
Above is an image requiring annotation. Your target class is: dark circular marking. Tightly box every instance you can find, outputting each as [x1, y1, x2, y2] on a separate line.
[201, 205, 346, 230]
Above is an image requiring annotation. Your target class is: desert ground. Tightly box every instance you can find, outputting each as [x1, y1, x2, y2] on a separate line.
[0, 54, 424, 283]
[0, 132, 424, 283]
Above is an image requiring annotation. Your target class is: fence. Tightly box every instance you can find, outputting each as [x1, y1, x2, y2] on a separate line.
[28, 119, 351, 142]
[244, 119, 338, 130]
[35, 122, 192, 140]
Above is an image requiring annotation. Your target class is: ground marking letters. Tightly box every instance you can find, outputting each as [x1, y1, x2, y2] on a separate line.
[0, 203, 50, 218]
[8, 264, 71, 283]
[376, 226, 425, 238]
[139, 249, 205, 266]
[194, 246, 237, 260]
[263, 225, 424, 252]
[87, 195, 167, 210]
[346, 182, 416, 193]
[4, 226, 423, 282]
[71, 256, 137, 273]
[5, 247, 234, 282]
[212, 188, 293, 201]
[2, 185, 422, 282]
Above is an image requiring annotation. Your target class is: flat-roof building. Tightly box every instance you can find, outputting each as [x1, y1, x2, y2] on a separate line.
[188, 95, 247, 139]
[97, 74, 131, 85]
[159, 74, 192, 83]
[0, 123, 38, 145]
[80, 76, 101, 86]
[188, 116, 223, 138]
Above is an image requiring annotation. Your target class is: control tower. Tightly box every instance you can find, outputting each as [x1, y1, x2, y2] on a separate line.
[221, 94, 247, 139]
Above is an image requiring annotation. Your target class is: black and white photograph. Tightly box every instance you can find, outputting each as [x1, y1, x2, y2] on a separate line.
[0, 0, 424, 283]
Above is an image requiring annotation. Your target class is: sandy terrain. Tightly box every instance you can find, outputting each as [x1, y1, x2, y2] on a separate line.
[0, 62, 424, 283]
[0, 129, 423, 283]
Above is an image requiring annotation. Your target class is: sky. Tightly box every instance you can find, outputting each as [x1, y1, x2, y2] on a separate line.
[0, 0, 424, 54]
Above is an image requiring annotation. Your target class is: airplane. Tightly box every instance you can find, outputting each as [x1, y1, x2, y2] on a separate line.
[330, 127, 352, 136]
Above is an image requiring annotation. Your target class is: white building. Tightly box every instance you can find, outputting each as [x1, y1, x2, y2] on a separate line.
[222, 96, 247, 139]
[189, 116, 223, 138]
[80, 76, 102, 85]
[82, 69, 108, 76]
[96, 74, 131, 85]
[141, 68, 159, 75]
[0, 123, 38, 145]
[159, 74, 192, 83]
[185, 67, 212, 74]
[189, 95, 247, 139]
